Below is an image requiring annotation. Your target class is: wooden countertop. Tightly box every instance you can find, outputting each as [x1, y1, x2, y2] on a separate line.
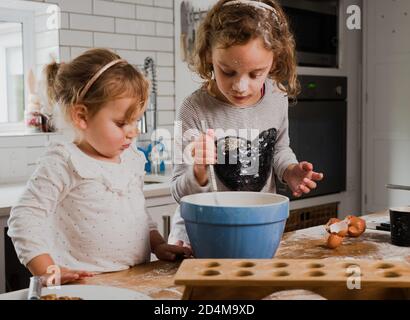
[81, 212, 410, 300]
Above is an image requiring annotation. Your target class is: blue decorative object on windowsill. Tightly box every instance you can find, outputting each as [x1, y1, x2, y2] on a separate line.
[137, 137, 167, 174]
[137, 145, 152, 173]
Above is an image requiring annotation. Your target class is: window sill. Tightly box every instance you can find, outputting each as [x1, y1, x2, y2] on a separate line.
[0, 131, 60, 137]
[0, 122, 60, 137]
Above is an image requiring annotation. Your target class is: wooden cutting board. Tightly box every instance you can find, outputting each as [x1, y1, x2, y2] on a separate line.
[174, 259, 410, 288]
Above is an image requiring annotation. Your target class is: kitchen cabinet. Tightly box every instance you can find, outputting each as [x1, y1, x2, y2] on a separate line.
[147, 202, 178, 242]
[0, 214, 7, 294]
[146, 196, 178, 262]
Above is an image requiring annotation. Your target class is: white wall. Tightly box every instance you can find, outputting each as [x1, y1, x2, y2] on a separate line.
[174, 0, 363, 216]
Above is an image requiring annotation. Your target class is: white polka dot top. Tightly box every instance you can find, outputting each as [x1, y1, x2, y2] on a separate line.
[8, 142, 157, 272]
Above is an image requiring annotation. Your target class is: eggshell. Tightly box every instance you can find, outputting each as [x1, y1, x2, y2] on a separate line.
[346, 215, 367, 237]
[325, 218, 348, 237]
[327, 234, 344, 249]
[325, 218, 341, 233]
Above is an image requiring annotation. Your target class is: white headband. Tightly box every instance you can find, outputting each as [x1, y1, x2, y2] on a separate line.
[223, 0, 279, 23]
[78, 59, 126, 102]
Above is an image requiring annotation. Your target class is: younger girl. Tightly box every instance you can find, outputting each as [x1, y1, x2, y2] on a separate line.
[169, 0, 324, 245]
[8, 49, 191, 284]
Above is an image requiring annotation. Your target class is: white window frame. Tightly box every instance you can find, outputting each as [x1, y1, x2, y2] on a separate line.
[0, 7, 35, 133]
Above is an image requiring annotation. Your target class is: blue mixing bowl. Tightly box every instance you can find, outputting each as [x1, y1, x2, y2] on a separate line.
[180, 192, 289, 258]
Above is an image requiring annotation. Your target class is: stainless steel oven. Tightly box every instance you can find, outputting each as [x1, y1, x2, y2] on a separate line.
[280, 0, 340, 68]
[276, 75, 347, 200]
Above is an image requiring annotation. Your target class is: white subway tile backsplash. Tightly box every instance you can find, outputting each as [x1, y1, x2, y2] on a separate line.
[157, 81, 174, 96]
[94, 32, 136, 50]
[115, 0, 153, 5]
[70, 14, 115, 33]
[154, 0, 173, 8]
[46, 0, 92, 14]
[60, 29, 93, 47]
[115, 19, 155, 35]
[116, 49, 156, 65]
[136, 5, 172, 22]
[94, 0, 135, 19]
[36, 30, 59, 49]
[59, 46, 71, 61]
[158, 111, 175, 126]
[71, 47, 92, 58]
[156, 22, 173, 37]
[156, 52, 173, 66]
[137, 36, 173, 51]
[157, 96, 175, 111]
[156, 67, 174, 81]
[60, 12, 69, 29]
[36, 46, 60, 64]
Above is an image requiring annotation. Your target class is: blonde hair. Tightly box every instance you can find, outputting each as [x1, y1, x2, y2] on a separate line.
[45, 48, 149, 130]
[192, 0, 300, 98]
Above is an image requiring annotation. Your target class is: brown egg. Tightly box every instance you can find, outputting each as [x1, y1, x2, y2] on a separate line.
[327, 234, 344, 249]
[346, 215, 367, 237]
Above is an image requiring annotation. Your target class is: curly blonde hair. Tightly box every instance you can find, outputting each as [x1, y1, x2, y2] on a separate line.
[45, 48, 149, 129]
[192, 0, 300, 98]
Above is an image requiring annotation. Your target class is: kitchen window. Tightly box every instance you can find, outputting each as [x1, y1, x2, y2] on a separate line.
[0, 1, 60, 134]
[0, 8, 34, 131]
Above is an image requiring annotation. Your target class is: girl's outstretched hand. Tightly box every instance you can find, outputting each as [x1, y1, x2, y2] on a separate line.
[283, 162, 324, 197]
[153, 243, 192, 261]
[174, 240, 192, 250]
[41, 267, 94, 286]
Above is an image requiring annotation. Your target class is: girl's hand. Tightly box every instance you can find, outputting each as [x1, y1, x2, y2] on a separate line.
[27, 254, 93, 285]
[174, 240, 192, 251]
[283, 162, 324, 197]
[193, 129, 217, 186]
[153, 243, 192, 261]
[41, 267, 94, 286]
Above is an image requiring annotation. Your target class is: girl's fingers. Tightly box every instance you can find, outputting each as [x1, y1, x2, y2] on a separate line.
[78, 272, 94, 277]
[311, 172, 324, 181]
[181, 246, 192, 257]
[195, 150, 216, 164]
[60, 273, 80, 284]
[299, 184, 310, 194]
[194, 134, 216, 165]
[167, 245, 193, 258]
[175, 240, 184, 247]
[64, 270, 94, 280]
[303, 178, 317, 190]
[164, 252, 176, 261]
[300, 161, 313, 172]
